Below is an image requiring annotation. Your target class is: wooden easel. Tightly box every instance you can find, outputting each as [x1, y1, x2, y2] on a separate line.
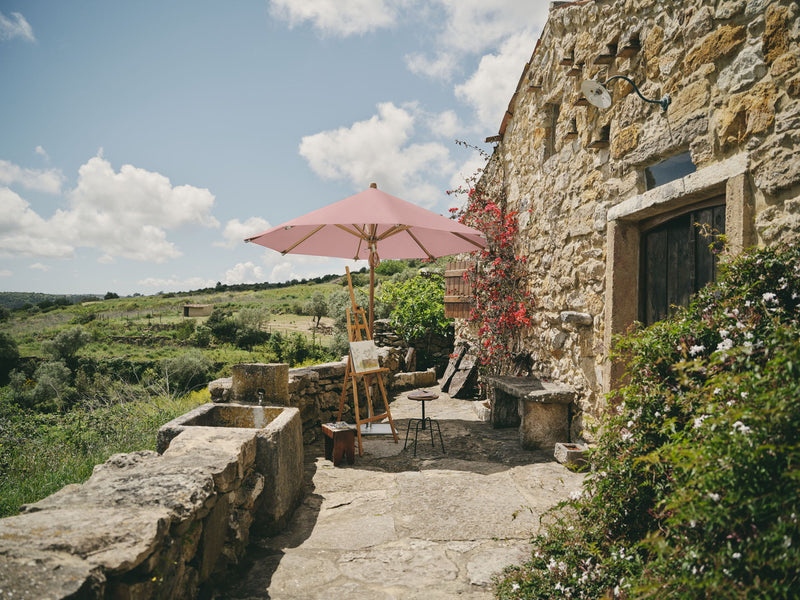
[337, 268, 398, 456]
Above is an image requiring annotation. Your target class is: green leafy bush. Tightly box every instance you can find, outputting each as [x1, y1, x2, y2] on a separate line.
[0, 332, 18, 383]
[496, 244, 800, 599]
[0, 387, 208, 517]
[378, 273, 449, 341]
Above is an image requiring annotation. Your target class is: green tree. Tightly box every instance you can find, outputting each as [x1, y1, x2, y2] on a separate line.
[236, 307, 270, 331]
[306, 291, 328, 329]
[378, 273, 449, 341]
[159, 350, 214, 396]
[30, 361, 74, 411]
[206, 308, 239, 344]
[104, 291, 119, 300]
[0, 332, 19, 383]
[41, 327, 91, 363]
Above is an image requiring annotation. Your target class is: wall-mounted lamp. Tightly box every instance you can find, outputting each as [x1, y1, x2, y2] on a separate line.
[580, 75, 671, 111]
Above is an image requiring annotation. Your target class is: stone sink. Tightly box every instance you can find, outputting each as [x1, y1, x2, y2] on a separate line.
[157, 403, 304, 534]
[165, 403, 287, 430]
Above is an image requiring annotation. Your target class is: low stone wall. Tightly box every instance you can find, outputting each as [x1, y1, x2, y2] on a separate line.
[210, 347, 409, 443]
[373, 318, 454, 372]
[0, 422, 297, 599]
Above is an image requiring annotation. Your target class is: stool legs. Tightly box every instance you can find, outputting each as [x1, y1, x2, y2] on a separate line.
[403, 417, 445, 457]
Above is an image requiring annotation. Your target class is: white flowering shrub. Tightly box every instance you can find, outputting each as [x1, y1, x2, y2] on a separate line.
[496, 244, 800, 599]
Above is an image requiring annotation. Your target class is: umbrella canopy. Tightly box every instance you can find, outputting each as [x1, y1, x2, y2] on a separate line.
[245, 183, 485, 330]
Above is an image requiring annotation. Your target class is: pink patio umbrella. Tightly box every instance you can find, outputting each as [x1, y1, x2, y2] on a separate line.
[245, 183, 486, 332]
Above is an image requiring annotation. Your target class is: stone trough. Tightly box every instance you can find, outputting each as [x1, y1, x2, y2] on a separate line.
[158, 403, 304, 535]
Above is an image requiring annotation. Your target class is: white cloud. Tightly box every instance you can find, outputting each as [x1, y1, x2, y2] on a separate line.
[223, 261, 266, 284]
[0, 187, 74, 258]
[0, 11, 35, 42]
[216, 216, 272, 249]
[403, 1, 546, 80]
[52, 154, 219, 263]
[448, 151, 486, 194]
[0, 269, 11, 277]
[0, 155, 220, 263]
[405, 51, 456, 80]
[426, 109, 462, 138]
[434, 0, 545, 55]
[268, 0, 401, 36]
[34, 146, 49, 161]
[0, 160, 64, 193]
[137, 275, 216, 292]
[29, 262, 50, 271]
[299, 102, 453, 207]
[455, 31, 534, 131]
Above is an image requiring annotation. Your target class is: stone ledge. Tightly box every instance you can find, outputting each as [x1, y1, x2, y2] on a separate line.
[484, 376, 575, 404]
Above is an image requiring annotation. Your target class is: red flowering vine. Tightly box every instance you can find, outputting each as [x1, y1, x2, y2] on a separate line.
[448, 146, 532, 372]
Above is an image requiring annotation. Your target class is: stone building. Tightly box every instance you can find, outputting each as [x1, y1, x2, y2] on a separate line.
[475, 0, 800, 436]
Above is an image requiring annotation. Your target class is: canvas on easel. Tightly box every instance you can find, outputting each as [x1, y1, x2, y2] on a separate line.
[350, 340, 381, 373]
[337, 267, 398, 456]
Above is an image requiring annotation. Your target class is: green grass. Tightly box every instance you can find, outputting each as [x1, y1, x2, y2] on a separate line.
[0, 389, 209, 517]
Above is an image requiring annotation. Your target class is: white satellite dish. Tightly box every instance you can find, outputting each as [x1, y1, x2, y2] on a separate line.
[580, 80, 612, 109]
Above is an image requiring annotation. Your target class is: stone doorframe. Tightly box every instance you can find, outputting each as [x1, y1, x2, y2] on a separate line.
[603, 153, 754, 394]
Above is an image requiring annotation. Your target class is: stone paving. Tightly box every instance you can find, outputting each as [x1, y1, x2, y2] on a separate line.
[211, 387, 584, 599]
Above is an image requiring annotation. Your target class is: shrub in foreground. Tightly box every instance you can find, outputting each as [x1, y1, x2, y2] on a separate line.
[496, 244, 800, 599]
[0, 388, 209, 518]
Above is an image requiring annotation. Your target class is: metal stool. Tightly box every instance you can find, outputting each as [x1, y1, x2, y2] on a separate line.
[403, 390, 445, 456]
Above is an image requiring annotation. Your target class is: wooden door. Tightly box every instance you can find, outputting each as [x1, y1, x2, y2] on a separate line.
[640, 201, 725, 325]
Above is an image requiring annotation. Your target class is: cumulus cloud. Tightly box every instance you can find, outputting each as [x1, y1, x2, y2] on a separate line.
[216, 216, 272, 249]
[34, 146, 49, 161]
[0, 155, 219, 263]
[405, 51, 456, 80]
[29, 262, 50, 271]
[52, 154, 219, 262]
[403, 1, 546, 79]
[454, 31, 534, 131]
[0, 159, 64, 194]
[137, 275, 216, 292]
[299, 102, 453, 207]
[0, 269, 12, 277]
[268, 0, 401, 36]
[0, 187, 74, 258]
[223, 261, 266, 284]
[0, 11, 35, 42]
[434, 0, 545, 55]
[426, 109, 462, 138]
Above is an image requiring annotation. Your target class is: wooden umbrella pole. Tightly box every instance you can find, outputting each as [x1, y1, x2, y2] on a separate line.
[369, 262, 375, 335]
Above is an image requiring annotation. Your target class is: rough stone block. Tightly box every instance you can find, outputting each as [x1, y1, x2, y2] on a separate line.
[231, 363, 289, 404]
[554, 442, 589, 467]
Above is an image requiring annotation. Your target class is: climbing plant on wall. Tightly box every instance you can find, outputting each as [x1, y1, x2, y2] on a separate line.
[448, 144, 531, 373]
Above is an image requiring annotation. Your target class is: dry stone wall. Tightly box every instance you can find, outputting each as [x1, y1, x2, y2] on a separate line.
[0, 426, 291, 600]
[475, 0, 800, 437]
[209, 345, 410, 443]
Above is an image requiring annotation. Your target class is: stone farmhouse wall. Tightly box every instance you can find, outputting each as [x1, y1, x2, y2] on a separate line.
[477, 0, 800, 436]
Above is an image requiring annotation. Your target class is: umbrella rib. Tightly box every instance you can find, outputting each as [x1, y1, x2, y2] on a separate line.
[404, 229, 435, 261]
[335, 224, 365, 238]
[377, 224, 410, 241]
[281, 224, 326, 254]
[451, 231, 485, 249]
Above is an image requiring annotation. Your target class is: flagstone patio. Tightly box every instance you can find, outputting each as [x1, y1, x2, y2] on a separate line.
[211, 387, 585, 599]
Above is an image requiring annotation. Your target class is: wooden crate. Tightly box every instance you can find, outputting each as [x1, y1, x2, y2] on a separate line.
[444, 260, 473, 319]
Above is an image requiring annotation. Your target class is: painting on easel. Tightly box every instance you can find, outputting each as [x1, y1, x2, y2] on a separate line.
[350, 340, 380, 373]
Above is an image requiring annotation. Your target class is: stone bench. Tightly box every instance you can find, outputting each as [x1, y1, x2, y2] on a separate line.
[483, 376, 576, 450]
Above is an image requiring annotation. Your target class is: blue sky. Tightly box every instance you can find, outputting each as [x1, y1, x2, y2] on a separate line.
[0, 1, 548, 295]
